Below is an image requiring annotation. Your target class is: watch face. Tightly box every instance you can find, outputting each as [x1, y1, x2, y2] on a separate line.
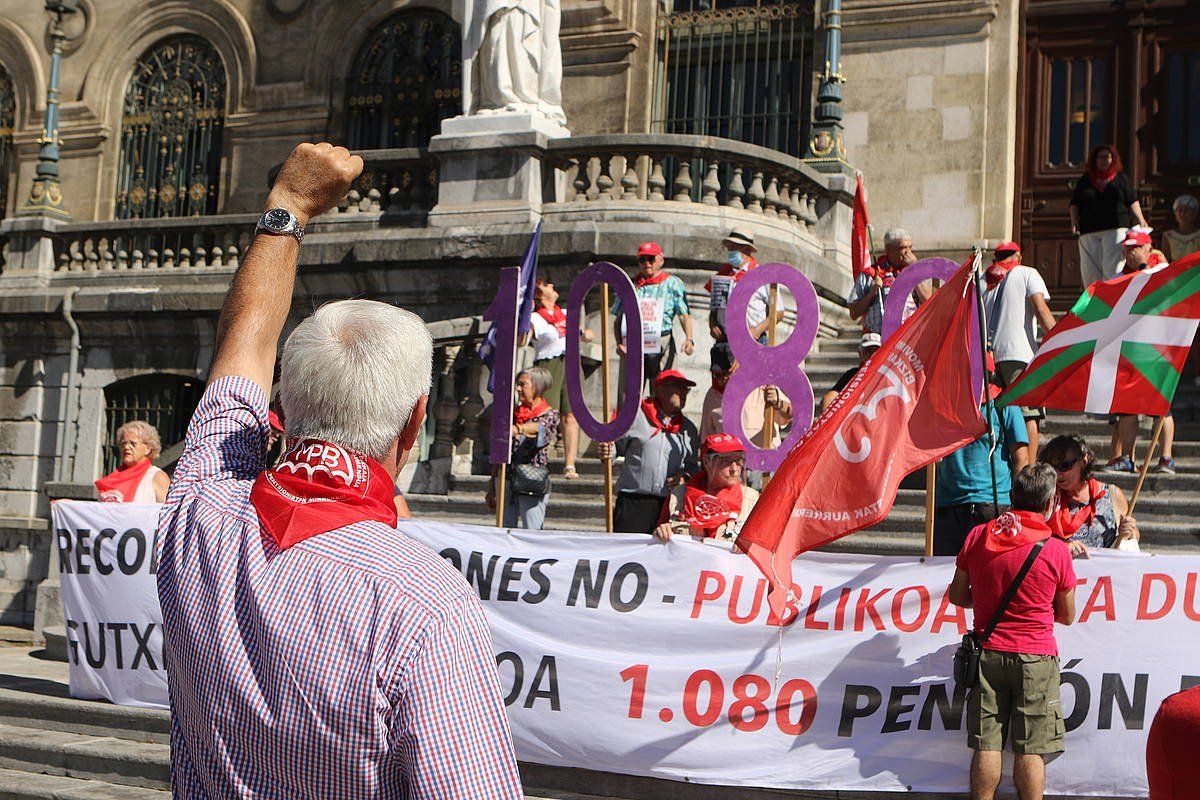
[264, 209, 293, 231]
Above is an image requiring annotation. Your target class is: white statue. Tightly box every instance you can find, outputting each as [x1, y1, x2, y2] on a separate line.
[464, 0, 566, 124]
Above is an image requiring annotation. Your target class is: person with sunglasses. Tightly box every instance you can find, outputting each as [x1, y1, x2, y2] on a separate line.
[655, 433, 759, 542]
[1039, 434, 1140, 555]
[612, 242, 695, 394]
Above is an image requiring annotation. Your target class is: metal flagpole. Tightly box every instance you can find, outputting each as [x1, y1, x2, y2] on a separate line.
[970, 247, 1002, 518]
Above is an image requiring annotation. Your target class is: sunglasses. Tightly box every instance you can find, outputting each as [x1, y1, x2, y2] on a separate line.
[638, 255, 657, 263]
[1045, 455, 1081, 473]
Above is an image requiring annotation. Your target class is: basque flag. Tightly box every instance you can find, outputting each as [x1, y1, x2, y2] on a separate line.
[479, 221, 542, 392]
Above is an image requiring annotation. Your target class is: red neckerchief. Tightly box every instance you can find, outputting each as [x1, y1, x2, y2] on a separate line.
[985, 257, 1018, 290]
[513, 398, 551, 426]
[535, 305, 568, 337]
[705, 256, 758, 292]
[641, 398, 683, 436]
[1049, 478, 1108, 539]
[1121, 252, 1166, 275]
[95, 458, 153, 503]
[678, 471, 743, 538]
[1089, 166, 1119, 192]
[636, 270, 671, 288]
[983, 509, 1053, 553]
[862, 255, 902, 288]
[250, 438, 397, 550]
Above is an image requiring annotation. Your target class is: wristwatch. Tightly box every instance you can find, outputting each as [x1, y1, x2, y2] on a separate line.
[256, 208, 305, 243]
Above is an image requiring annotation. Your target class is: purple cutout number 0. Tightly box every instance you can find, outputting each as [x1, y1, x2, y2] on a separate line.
[722, 263, 819, 472]
[880, 257, 961, 341]
[566, 262, 644, 442]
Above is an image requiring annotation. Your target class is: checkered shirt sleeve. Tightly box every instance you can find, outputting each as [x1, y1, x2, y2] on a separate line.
[167, 376, 268, 498]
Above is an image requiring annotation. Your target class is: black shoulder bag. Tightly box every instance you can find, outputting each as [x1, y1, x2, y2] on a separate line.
[953, 540, 1045, 688]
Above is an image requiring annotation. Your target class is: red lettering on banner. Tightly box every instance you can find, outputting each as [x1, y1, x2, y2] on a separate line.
[802, 585, 830, 630]
[930, 590, 968, 635]
[1137, 573, 1177, 620]
[691, 571, 726, 619]
[1079, 576, 1116, 623]
[1185, 573, 1200, 622]
[834, 587, 853, 630]
[891, 586, 931, 633]
[728, 575, 767, 624]
[854, 588, 890, 632]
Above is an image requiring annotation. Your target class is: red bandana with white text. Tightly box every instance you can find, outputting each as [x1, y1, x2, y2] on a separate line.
[682, 472, 742, 537]
[250, 438, 397, 550]
[983, 510, 1053, 553]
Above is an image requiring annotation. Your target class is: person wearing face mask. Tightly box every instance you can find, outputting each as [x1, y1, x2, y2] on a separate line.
[655, 434, 759, 542]
[1039, 434, 1140, 554]
[707, 228, 768, 342]
[95, 420, 170, 503]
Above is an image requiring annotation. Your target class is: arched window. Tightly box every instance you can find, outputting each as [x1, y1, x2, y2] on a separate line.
[0, 63, 15, 221]
[103, 374, 206, 472]
[115, 36, 226, 219]
[345, 10, 462, 149]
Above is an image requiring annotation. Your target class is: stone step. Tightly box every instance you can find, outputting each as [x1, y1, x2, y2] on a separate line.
[0, 722, 170, 790]
[0, 767, 168, 799]
[0, 688, 169, 745]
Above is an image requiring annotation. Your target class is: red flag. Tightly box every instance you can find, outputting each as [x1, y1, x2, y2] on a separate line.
[851, 173, 871, 278]
[736, 259, 987, 623]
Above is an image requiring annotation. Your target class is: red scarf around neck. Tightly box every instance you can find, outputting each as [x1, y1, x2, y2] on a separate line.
[983, 509, 1053, 553]
[641, 398, 683, 435]
[250, 438, 397, 550]
[862, 255, 902, 288]
[985, 258, 1018, 290]
[636, 270, 671, 288]
[1121, 252, 1167, 275]
[535, 305, 568, 337]
[513, 397, 551, 426]
[1049, 478, 1107, 539]
[95, 457, 153, 503]
[1089, 166, 1119, 192]
[676, 471, 743, 537]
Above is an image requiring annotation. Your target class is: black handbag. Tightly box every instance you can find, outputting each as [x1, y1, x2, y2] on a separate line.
[509, 463, 551, 497]
[954, 540, 1044, 688]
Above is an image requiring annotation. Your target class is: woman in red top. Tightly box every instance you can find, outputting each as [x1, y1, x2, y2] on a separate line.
[655, 434, 759, 542]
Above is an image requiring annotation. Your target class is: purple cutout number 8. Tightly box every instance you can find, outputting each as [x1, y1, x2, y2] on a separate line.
[722, 263, 819, 472]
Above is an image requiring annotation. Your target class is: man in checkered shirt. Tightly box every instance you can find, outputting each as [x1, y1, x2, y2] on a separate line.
[157, 143, 523, 798]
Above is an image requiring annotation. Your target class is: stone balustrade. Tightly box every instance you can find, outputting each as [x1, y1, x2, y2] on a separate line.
[546, 134, 836, 233]
[50, 213, 258, 275]
[339, 147, 437, 217]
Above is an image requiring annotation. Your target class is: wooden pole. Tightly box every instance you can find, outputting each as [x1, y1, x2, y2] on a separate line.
[924, 462, 936, 557]
[761, 284, 780, 490]
[601, 282, 615, 532]
[1128, 416, 1165, 516]
[495, 463, 507, 528]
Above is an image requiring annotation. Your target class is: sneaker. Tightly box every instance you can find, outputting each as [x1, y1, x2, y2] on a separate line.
[1102, 456, 1135, 473]
[1155, 457, 1177, 474]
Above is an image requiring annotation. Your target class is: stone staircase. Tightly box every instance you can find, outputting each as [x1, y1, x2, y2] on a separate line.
[410, 325, 1200, 554]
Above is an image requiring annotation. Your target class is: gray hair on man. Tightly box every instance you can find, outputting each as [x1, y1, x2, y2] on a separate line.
[1174, 194, 1199, 213]
[883, 227, 912, 247]
[279, 300, 433, 461]
[522, 365, 553, 397]
[116, 420, 162, 459]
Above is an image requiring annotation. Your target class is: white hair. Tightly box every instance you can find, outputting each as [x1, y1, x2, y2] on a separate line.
[521, 366, 553, 397]
[883, 227, 912, 247]
[279, 300, 433, 461]
[116, 420, 162, 459]
[1175, 195, 1199, 213]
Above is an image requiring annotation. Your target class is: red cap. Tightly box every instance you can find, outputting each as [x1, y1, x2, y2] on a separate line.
[1122, 230, 1152, 247]
[994, 241, 1020, 258]
[268, 410, 285, 432]
[703, 433, 744, 455]
[637, 241, 664, 257]
[655, 369, 696, 388]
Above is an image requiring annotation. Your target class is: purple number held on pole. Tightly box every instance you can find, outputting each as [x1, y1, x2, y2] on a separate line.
[566, 262, 643, 443]
[722, 263, 819, 473]
[880, 257, 960, 342]
[485, 267, 521, 465]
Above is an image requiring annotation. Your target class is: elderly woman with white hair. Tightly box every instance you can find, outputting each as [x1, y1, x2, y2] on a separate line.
[655, 433, 759, 542]
[487, 365, 559, 530]
[94, 420, 170, 502]
[1165, 194, 1200, 262]
[846, 226, 932, 337]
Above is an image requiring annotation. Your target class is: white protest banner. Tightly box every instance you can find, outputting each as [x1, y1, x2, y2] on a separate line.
[402, 520, 1200, 796]
[50, 501, 168, 709]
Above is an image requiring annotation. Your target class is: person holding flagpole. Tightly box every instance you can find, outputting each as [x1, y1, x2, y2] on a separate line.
[486, 366, 559, 529]
[846, 228, 931, 336]
[613, 242, 694, 395]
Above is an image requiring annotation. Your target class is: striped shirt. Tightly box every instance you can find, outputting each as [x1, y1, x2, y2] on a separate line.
[156, 376, 523, 799]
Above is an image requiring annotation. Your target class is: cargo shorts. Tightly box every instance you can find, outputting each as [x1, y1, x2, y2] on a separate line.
[967, 649, 1065, 754]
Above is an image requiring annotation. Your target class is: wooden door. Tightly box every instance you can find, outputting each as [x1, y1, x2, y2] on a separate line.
[1138, 22, 1200, 232]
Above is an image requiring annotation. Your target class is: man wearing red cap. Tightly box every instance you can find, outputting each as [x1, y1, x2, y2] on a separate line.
[598, 370, 700, 534]
[613, 242, 695, 393]
[1104, 228, 1177, 474]
[948, 463, 1077, 800]
[655, 433, 759, 542]
[983, 241, 1056, 455]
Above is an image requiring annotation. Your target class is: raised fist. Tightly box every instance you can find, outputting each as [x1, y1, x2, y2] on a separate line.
[267, 142, 364, 226]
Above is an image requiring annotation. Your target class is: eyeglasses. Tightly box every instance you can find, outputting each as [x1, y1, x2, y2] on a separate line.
[638, 255, 657, 263]
[1045, 456, 1081, 473]
[711, 454, 745, 466]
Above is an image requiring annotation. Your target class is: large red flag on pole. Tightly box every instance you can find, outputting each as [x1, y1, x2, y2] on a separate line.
[851, 173, 871, 278]
[736, 259, 987, 623]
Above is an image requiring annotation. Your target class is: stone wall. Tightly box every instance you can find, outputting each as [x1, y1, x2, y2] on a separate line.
[839, 0, 1019, 256]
